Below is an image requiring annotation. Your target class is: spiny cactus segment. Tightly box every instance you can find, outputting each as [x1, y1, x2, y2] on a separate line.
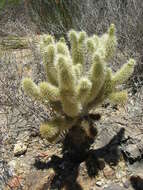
[22, 24, 135, 142]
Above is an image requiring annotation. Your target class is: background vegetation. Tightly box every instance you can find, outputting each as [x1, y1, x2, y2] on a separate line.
[0, 1, 143, 189]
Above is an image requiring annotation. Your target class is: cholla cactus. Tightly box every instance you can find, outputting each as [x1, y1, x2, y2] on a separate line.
[22, 24, 135, 142]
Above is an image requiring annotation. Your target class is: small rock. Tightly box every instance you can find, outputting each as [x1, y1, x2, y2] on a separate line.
[103, 165, 115, 179]
[96, 180, 103, 187]
[122, 178, 130, 189]
[14, 142, 27, 156]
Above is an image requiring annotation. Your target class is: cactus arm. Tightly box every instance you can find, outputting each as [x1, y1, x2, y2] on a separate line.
[42, 34, 55, 45]
[102, 68, 114, 98]
[59, 37, 66, 43]
[93, 35, 99, 48]
[40, 117, 77, 142]
[86, 37, 95, 54]
[87, 68, 113, 110]
[77, 77, 92, 106]
[43, 44, 58, 86]
[112, 59, 135, 86]
[21, 25, 136, 144]
[108, 90, 128, 105]
[68, 30, 86, 65]
[88, 53, 106, 103]
[74, 31, 86, 65]
[68, 30, 78, 64]
[39, 34, 55, 53]
[73, 63, 83, 80]
[39, 82, 60, 102]
[22, 78, 40, 100]
[40, 121, 60, 143]
[57, 56, 75, 91]
[104, 24, 117, 62]
[56, 41, 70, 57]
[57, 55, 81, 117]
[68, 29, 78, 46]
[86, 37, 95, 68]
[78, 31, 87, 43]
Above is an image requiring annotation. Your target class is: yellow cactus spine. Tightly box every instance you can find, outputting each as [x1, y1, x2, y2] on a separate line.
[40, 34, 55, 53]
[39, 82, 60, 102]
[59, 37, 66, 43]
[57, 55, 75, 91]
[57, 55, 80, 117]
[42, 34, 54, 45]
[56, 41, 70, 57]
[102, 68, 113, 98]
[43, 44, 57, 86]
[40, 121, 60, 143]
[73, 63, 83, 80]
[22, 78, 40, 100]
[68, 30, 86, 65]
[112, 59, 135, 86]
[22, 24, 136, 143]
[109, 90, 128, 105]
[77, 77, 92, 106]
[78, 31, 87, 43]
[88, 53, 105, 102]
[104, 24, 117, 62]
[87, 68, 113, 109]
[40, 117, 77, 142]
[93, 35, 99, 49]
[86, 37, 95, 54]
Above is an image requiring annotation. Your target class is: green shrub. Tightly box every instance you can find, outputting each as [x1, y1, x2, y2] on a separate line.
[0, 0, 21, 10]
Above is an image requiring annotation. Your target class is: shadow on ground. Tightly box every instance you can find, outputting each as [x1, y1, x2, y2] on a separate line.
[130, 176, 143, 190]
[34, 125, 125, 190]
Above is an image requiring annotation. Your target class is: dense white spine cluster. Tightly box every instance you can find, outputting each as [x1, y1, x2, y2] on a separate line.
[22, 24, 135, 142]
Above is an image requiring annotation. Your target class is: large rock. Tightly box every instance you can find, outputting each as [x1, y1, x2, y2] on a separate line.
[122, 142, 142, 163]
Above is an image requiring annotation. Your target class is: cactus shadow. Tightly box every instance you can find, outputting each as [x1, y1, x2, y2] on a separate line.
[86, 127, 125, 177]
[130, 176, 143, 190]
[34, 127, 125, 190]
